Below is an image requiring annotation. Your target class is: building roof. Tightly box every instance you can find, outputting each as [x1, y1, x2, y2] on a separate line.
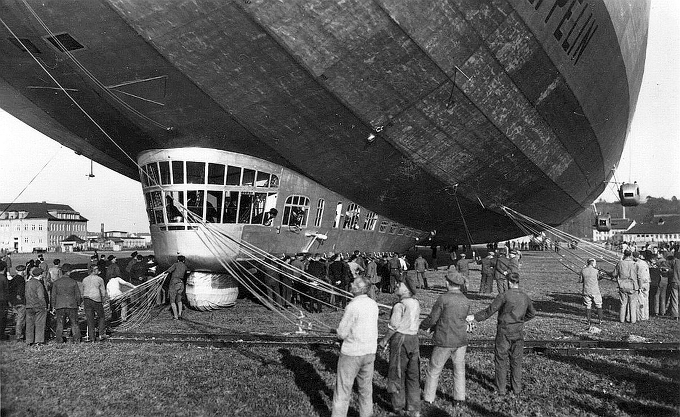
[623, 217, 680, 235]
[0, 202, 88, 221]
[62, 235, 86, 243]
[610, 218, 634, 230]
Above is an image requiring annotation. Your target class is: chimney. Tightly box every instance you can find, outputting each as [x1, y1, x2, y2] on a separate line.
[101, 223, 105, 236]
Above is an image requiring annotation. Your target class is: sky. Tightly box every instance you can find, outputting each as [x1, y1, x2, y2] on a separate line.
[1, 2, 678, 234]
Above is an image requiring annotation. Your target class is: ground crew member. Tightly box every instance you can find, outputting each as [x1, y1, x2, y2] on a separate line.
[468, 272, 535, 395]
[579, 259, 603, 325]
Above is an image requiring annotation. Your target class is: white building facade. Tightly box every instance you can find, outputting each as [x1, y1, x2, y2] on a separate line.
[0, 203, 88, 253]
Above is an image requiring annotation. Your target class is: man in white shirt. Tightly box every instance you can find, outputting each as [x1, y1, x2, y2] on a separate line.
[380, 277, 421, 416]
[106, 277, 136, 322]
[331, 277, 379, 417]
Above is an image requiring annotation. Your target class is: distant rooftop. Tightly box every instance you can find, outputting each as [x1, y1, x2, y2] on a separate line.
[0, 202, 88, 221]
[623, 217, 680, 235]
[610, 218, 634, 230]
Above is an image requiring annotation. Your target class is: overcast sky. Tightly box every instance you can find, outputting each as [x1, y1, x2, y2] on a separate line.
[1, 2, 678, 233]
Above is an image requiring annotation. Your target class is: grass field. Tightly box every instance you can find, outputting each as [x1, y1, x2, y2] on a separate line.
[1, 249, 679, 416]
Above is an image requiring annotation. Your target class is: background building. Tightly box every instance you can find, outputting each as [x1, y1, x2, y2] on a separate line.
[0, 202, 88, 253]
[592, 218, 636, 242]
[622, 216, 680, 244]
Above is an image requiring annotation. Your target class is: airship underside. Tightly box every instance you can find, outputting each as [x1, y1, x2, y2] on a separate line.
[0, 0, 650, 253]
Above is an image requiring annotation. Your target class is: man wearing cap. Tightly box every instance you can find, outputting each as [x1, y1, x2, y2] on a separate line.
[477, 252, 496, 294]
[306, 253, 328, 313]
[635, 252, 651, 321]
[414, 254, 429, 290]
[129, 254, 147, 285]
[468, 272, 535, 396]
[331, 277, 379, 417]
[25, 267, 48, 345]
[508, 250, 520, 275]
[364, 255, 380, 298]
[106, 255, 123, 282]
[388, 253, 402, 293]
[378, 254, 391, 293]
[125, 251, 139, 278]
[579, 259, 603, 326]
[654, 255, 672, 316]
[51, 264, 82, 343]
[420, 271, 470, 406]
[612, 250, 639, 323]
[8, 264, 27, 341]
[165, 255, 188, 320]
[455, 252, 474, 294]
[493, 251, 511, 294]
[379, 276, 421, 416]
[82, 265, 108, 341]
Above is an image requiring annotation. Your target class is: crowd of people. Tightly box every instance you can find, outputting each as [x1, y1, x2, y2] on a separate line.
[608, 247, 680, 324]
[0, 250, 170, 344]
[257, 251, 422, 313]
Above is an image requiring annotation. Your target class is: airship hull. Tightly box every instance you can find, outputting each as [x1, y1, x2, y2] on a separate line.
[0, 0, 650, 247]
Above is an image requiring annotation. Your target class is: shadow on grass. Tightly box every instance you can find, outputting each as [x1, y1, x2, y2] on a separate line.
[313, 346, 393, 414]
[532, 292, 586, 319]
[465, 364, 495, 392]
[279, 348, 333, 417]
[573, 388, 679, 417]
[226, 344, 280, 367]
[546, 352, 680, 407]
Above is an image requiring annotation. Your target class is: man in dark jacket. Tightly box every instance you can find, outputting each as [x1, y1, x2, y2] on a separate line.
[0, 261, 8, 340]
[468, 272, 536, 395]
[106, 255, 123, 282]
[328, 254, 352, 308]
[129, 254, 147, 285]
[51, 264, 82, 343]
[306, 253, 328, 313]
[493, 251, 511, 294]
[420, 271, 470, 406]
[8, 264, 27, 341]
[25, 267, 48, 345]
[477, 251, 496, 294]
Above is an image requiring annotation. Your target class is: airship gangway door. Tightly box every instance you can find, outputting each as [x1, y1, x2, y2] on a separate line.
[618, 182, 640, 207]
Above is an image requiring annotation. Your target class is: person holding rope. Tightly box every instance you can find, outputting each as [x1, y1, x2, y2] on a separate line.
[165, 255, 187, 320]
[379, 276, 421, 417]
[420, 271, 470, 407]
[330, 277, 379, 417]
[467, 272, 535, 396]
[579, 259, 603, 326]
[612, 250, 639, 323]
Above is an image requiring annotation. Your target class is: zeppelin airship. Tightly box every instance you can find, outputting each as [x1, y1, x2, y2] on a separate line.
[0, 0, 649, 306]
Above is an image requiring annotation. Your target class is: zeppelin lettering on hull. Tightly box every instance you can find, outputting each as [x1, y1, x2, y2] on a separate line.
[529, 0, 599, 65]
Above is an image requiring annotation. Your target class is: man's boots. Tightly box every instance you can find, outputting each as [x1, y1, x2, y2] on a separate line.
[597, 307, 603, 325]
[586, 308, 592, 326]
